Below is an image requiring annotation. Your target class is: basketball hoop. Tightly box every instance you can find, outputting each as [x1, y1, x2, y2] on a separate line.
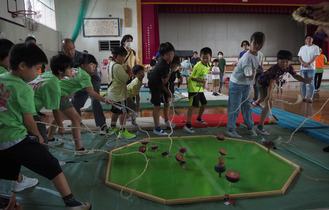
[11, 10, 37, 18]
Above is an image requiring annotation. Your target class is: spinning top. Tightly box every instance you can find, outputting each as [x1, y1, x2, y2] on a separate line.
[175, 153, 184, 162]
[151, 145, 159, 151]
[179, 161, 187, 168]
[263, 140, 275, 153]
[219, 149, 227, 156]
[216, 133, 225, 141]
[179, 147, 188, 156]
[161, 151, 169, 158]
[214, 165, 226, 177]
[226, 170, 240, 186]
[138, 145, 146, 153]
[141, 140, 149, 145]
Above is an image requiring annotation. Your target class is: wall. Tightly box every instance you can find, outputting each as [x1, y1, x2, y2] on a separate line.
[0, 19, 60, 69]
[55, 0, 139, 83]
[159, 13, 305, 57]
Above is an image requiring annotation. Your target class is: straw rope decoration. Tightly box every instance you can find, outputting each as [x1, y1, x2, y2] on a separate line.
[292, 6, 329, 27]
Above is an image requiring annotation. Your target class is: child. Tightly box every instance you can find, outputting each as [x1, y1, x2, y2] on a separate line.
[217, 51, 226, 94]
[107, 46, 136, 139]
[127, 65, 145, 127]
[0, 43, 91, 209]
[148, 42, 175, 135]
[211, 59, 220, 96]
[190, 51, 200, 67]
[226, 32, 265, 138]
[180, 57, 193, 86]
[47, 54, 113, 153]
[256, 50, 312, 135]
[314, 48, 327, 92]
[28, 54, 72, 147]
[164, 55, 182, 129]
[145, 59, 156, 88]
[0, 39, 14, 74]
[183, 47, 212, 134]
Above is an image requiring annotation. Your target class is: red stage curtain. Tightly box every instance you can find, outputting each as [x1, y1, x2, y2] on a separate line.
[158, 5, 298, 14]
[142, 4, 160, 64]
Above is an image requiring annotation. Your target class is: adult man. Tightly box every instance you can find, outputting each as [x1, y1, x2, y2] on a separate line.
[61, 39, 107, 133]
[297, 34, 320, 103]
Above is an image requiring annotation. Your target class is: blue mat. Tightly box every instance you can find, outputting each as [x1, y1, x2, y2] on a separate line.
[252, 107, 329, 144]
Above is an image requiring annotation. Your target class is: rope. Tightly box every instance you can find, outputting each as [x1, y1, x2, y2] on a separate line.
[292, 7, 329, 27]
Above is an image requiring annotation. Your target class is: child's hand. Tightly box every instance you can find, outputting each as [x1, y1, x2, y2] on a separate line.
[58, 127, 65, 136]
[104, 98, 114, 104]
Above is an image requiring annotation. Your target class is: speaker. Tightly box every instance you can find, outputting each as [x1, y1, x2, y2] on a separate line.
[124, 8, 131, 27]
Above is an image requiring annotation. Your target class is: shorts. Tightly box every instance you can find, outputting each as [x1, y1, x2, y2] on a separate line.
[111, 100, 127, 114]
[212, 79, 219, 86]
[33, 115, 49, 147]
[188, 92, 207, 108]
[59, 95, 73, 110]
[256, 81, 268, 102]
[126, 97, 137, 111]
[149, 85, 169, 106]
[0, 135, 62, 180]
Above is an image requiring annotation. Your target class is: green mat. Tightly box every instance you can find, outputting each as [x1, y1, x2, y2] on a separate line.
[1, 125, 329, 209]
[86, 91, 228, 111]
[319, 85, 329, 91]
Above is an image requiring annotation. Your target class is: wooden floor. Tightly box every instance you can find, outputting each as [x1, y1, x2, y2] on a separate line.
[41, 81, 329, 126]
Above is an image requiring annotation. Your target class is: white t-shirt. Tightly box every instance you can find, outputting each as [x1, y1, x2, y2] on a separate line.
[211, 66, 220, 79]
[230, 50, 260, 85]
[298, 44, 320, 70]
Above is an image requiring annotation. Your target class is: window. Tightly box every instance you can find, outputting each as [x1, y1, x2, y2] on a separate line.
[24, 0, 56, 30]
[98, 40, 120, 51]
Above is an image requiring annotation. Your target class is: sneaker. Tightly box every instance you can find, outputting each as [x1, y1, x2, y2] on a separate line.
[256, 127, 270, 136]
[252, 101, 264, 109]
[118, 129, 136, 139]
[226, 130, 242, 138]
[108, 126, 121, 134]
[302, 97, 307, 102]
[165, 120, 177, 129]
[246, 129, 257, 136]
[12, 175, 38, 192]
[196, 119, 208, 125]
[309, 99, 313, 103]
[48, 138, 63, 144]
[153, 127, 168, 136]
[99, 125, 108, 135]
[131, 121, 139, 128]
[183, 125, 195, 134]
[74, 148, 94, 156]
[66, 202, 92, 210]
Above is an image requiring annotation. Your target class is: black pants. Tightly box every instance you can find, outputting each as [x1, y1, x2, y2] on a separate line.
[314, 73, 323, 90]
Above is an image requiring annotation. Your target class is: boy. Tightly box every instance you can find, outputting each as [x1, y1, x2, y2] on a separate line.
[0, 39, 14, 74]
[190, 51, 200, 67]
[314, 48, 327, 92]
[145, 59, 156, 88]
[217, 51, 226, 94]
[0, 43, 91, 209]
[211, 59, 220, 96]
[256, 50, 312, 135]
[107, 46, 136, 139]
[149, 42, 175, 135]
[28, 54, 73, 146]
[47, 54, 112, 154]
[127, 65, 145, 127]
[180, 57, 193, 86]
[226, 32, 265, 138]
[183, 47, 212, 134]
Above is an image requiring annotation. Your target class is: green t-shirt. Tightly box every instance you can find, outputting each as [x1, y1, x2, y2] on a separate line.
[60, 67, 92, 96]
[218, 58, 226, 73]
[0, 73, 36, 143]
[127, 77, 142, 98]
[28, 72, 61, 114]
[107, 61, 129, 102]
[188, 61, 210, 92]
[0, 66, 8, 75]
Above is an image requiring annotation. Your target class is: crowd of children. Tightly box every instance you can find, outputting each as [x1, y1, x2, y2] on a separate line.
[1, 21, 329, 208]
